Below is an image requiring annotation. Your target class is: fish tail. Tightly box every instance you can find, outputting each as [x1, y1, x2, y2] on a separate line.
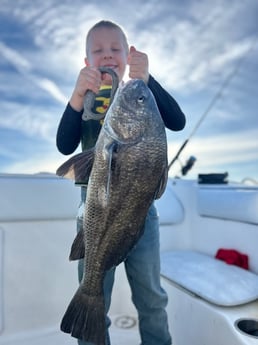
[61, 287, 106, 344]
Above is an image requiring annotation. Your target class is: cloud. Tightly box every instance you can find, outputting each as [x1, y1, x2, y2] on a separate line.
[3, 150, 68, 175]
[0, 41, 67, 104]
[168, 128, 258, 180]
[35, 78, 67, 104]
[0, 0, 257, 182]
[0, 100, 61, 142]
[129, 1, 258, 93]
[0, 41, 31, 70]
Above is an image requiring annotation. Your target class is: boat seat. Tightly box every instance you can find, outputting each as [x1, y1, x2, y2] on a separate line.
[0, 174, 79, 222]
[197, 187, 258, 225]
[160, 250, 258, 306]
[155, 183, 184, 225]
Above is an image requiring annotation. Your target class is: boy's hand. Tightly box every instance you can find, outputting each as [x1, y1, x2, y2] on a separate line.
[128, 46, 149, 84]
[70, 67, 101, 111]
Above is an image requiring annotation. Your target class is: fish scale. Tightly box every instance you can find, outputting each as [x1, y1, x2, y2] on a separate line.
[56, 78, 168, 344]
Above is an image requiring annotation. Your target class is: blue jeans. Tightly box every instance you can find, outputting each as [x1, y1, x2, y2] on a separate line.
[77, 187, 172, 345]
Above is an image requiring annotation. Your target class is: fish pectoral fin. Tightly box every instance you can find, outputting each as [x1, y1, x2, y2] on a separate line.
[155, 166, 168, 199]
[104, 141, 119, 201]
[69, 229, 85, 260]
[56, 149, 95, 183]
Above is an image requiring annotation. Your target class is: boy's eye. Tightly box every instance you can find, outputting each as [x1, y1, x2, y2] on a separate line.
[92, 48, 102, 54]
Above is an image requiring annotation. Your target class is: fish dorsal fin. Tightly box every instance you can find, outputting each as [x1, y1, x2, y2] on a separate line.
[155, 166, 168, 200]
[56, 148, 95, 183]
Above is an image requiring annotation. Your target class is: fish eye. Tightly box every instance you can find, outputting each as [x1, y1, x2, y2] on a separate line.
[137, 95, 145, 103]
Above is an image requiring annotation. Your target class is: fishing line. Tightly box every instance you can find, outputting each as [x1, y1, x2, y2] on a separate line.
[168, 37, 258, 171]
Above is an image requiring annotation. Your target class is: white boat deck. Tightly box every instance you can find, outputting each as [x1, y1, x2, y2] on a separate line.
[1, 174, 258, 345]
[0, 324, 140, 345]
[110, 319, 140, 345]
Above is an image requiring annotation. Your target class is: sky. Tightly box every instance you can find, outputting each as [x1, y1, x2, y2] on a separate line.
[0, 0, 257, 183]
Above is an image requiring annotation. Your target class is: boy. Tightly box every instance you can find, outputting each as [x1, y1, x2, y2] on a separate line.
[56, 20, 185, 345]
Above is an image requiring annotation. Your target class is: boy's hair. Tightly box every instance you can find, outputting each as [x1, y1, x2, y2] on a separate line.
[86, 20, 129, 56]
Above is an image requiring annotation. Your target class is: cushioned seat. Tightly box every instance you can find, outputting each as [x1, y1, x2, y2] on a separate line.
[161, 250, 258, 306]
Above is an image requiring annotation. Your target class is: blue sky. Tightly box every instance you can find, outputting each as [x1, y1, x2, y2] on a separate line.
[0, 0, 257, 182]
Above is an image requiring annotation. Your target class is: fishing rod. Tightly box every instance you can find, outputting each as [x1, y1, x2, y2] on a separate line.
[168, 37, 258, 172]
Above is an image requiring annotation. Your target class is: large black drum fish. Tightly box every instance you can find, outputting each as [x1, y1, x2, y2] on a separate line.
[56, 78, 168, 344]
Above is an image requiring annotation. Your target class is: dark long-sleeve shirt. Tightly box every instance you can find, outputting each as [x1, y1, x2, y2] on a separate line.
[56, 74, 185, 155]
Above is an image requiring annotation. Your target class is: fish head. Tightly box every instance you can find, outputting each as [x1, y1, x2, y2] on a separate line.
[103, 79, 163, 144]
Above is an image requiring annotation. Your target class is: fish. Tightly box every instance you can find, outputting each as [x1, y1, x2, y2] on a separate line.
[56, 78, 168, 344]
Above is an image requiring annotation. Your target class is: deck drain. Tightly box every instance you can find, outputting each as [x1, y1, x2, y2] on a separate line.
[114, 315, 137, 329]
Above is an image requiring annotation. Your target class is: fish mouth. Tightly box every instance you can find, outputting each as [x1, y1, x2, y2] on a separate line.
[102, 79, 149, 144]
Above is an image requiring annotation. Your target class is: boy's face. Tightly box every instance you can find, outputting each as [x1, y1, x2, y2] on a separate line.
[85, 27, 128, 83]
